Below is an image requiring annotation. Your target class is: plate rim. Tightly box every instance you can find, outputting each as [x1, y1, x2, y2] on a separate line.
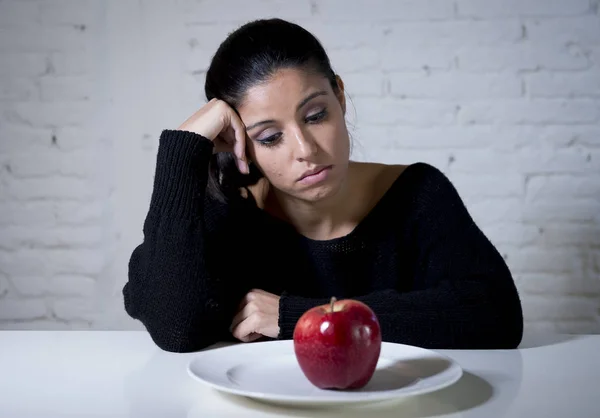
[186, 340, 463, 404]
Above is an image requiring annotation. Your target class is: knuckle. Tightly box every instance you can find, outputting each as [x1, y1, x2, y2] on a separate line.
[253, 311, 265, 322]
[246, 301, 258, 313]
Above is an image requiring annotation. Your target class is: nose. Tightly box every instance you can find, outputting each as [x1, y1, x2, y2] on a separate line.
[293, 127, 318, 161]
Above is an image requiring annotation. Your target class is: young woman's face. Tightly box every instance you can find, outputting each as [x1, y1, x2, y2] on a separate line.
[237, 68, 350, 202]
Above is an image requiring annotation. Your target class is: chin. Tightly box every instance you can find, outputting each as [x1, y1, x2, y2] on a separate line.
[299, 175, 345, 203]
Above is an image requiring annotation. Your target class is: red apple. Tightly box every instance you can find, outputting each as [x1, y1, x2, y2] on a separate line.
[293, 297, 382, 390]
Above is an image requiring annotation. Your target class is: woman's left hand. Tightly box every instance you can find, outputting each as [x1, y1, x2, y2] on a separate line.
[230, 289, 280, 343]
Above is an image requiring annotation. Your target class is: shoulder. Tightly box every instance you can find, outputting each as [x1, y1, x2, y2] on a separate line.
[374, 162, 468, 219]
[364, 162, 458, 200]
[395, 162, 460, 199]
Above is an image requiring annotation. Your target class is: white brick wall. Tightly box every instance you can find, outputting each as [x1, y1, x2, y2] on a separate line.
[0, 0, 598, 334]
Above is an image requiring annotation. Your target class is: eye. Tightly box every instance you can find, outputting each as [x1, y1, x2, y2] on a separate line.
[257, 132, 282, 148]
[305, 109, 327, 124]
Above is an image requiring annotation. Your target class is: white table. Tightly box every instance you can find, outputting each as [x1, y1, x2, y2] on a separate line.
[0, 331, 598, 418]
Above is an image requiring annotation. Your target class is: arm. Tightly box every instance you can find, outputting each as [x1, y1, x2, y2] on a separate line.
[124, 129, 247, 352]
[277, 166, 523, 349]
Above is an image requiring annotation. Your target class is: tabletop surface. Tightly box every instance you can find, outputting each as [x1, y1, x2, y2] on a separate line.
[0, 331, 598, 418]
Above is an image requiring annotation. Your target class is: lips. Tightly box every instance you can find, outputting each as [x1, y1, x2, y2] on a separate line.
[298, 166, 330, 182]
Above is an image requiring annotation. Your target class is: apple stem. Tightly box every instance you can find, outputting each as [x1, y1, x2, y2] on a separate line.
[330, 296, 337, 313]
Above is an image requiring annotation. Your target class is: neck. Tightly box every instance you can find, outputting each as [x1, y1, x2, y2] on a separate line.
[268, 163, 360, 240]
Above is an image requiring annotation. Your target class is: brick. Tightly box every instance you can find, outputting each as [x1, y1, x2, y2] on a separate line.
[554, 320, 600, 334]
[0, 226, 105, 250]
[539, 126, 600, 148]
[519, 148, 600, 174]
[380, 46, 454, 71]
[523, 198, 600, 223]
[52, 127, 110, 151]
[380, 20, 521, 46]
[180, 0, 312, 23]
[594, 252, 600, 273]
[446, 150, 518, 173]
[449, 173, 524, 198]
[457, 0, 589, 18]
[0, 53, 48, 77]
[0, 298, 48, 321]
[300, 22, 384, 49]
[522, 320, 557, 333]
[5, 176, 96, 201]
[182, 50, 215, 74]
[0, 202, 57, 227]
[328, 48, 380, 73]
[355, 98, 456, 126]
[4, 102, 97, 127]
[507, 248, 585, 274]
[459, 99, 600, 125]
[342, 73, 385, 97]
[49, 52, 93, 76]
[516, 274, 600, 296]
[357, 125, 497, 150]
[8, 150, 98, 178]
[39, 0, 99, 26]
[526, 175, 600, 201]
[527, 73, 600, 98]
[0, 77, 38, 101]
[389, 72, 521, 99]
[183, 23, 241, 52]
[523, 295, 597, 320]
[366, 148, 449, 170]
[457, 44, 591, 72]
[0, 26, 88, 52]
[313, 0, 454, 21]
[468, 197, 523, 224]
[54, 202, 104, 226]
[526, 16, 600, 46]
[39, 76, 96, 101]
[10, 276, 48, 297]
[482, 223, 541, 246]
[0, 126, 53, 153]
[0, 249, 106, 277]
[50, 275, 96, 297]
[0, 0, 40, 27]
[0, 271, 9, 296]
[537, 224, 600, 247]
[0, 320, 77, 330]
[52, 298, 97, 322]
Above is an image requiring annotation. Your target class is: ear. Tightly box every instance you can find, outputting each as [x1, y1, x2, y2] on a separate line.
[335, 74, 346, 115]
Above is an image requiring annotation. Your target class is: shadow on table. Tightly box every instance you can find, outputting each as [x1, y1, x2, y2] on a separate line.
[123, 349, 197, 418]
[216, 369, 493, 418]
[517, 332, 581, 349]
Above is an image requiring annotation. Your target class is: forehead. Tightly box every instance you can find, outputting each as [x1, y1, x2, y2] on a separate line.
[237, 68, 332, 118]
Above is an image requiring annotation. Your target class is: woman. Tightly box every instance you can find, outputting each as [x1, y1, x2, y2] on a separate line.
[124, 18, 523, 353]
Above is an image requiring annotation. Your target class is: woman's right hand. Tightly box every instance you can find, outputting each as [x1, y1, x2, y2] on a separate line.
[176, 98, 249, 174]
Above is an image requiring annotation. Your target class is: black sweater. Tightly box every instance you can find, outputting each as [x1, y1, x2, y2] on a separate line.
[124, 129, 523, 353]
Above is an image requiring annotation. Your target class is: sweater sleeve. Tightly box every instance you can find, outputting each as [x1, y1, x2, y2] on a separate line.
[278, 165, 524, 349]
[123, 129, 246, 353]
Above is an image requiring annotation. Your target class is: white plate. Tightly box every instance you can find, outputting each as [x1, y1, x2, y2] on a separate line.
[187, 340, 463, 406]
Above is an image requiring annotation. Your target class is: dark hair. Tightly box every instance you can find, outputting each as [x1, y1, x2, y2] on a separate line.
[204, 18, 339, 203]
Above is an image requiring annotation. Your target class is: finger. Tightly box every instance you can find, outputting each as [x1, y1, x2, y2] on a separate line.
[230, 301, 258, 331]
[236, 291, 256, 312]
[244, 333, 263, 343]
[249, 289, 273, 296]
[235, 332, 261, 343]
[228, 113, 249, 174]
[231, 313, 262, 342]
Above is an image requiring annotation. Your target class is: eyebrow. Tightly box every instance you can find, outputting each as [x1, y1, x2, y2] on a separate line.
[245, 90, 328, 131]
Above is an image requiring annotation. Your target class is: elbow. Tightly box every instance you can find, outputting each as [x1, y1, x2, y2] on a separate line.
[489, 280, 524, 349]
[145, 323, 221, 353]
[500, 290, 524, 349]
